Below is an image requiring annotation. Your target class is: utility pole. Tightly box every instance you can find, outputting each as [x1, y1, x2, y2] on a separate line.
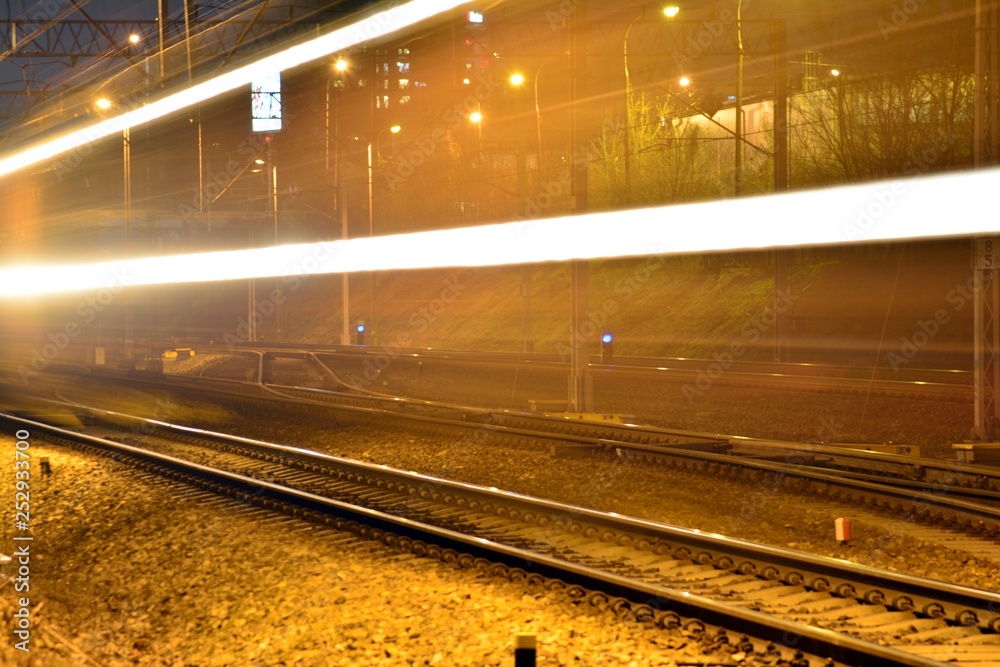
[568, 1, 592, 412]
[975, 0, 1000, 166]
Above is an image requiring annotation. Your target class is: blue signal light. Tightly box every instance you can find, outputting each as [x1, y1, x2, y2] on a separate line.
[602, 333, 613, 344]
[357, 323, 366, 333]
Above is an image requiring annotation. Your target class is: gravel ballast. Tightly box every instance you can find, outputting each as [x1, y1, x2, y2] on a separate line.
[0, 435, 791, 667]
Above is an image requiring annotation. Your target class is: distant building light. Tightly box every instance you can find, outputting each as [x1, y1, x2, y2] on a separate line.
[831, 68, 841, 77]
[462, 78, 471, 85]
[467, 10, 484, 23]
[727, 95, 736, 101]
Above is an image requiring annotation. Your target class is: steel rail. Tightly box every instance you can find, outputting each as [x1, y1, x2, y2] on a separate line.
[65, 369, 1000, 545]
[0, 411, 968, 667]
[14, 401, 1000, 633]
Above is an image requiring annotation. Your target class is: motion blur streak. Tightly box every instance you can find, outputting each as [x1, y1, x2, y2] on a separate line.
[0, 0, 471, 178]
[0, 168, 997, 298]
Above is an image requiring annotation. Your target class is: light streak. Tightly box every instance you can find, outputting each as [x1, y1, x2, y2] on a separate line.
[1, 168, 998, 298]
[0, 0, 471, 177]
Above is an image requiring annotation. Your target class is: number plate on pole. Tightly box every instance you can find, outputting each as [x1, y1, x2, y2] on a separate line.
[976, 238, 1000, 270]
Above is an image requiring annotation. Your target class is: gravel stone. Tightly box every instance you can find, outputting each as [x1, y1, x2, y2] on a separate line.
[0, 436, 782, 666]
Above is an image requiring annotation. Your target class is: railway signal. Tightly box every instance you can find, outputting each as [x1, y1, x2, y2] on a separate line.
[601, 332, 614, 365]
[356, 322, 366, 346]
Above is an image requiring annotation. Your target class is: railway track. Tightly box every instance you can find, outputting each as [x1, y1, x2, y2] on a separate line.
[256, 343, 974, 401]
[5, 407, 1000, 666]
[54, 366, 1000, 543]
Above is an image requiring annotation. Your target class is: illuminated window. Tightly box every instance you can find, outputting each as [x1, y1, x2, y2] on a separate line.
[397, 61, 410, 74]
[398, 78, 409, 89]
[399, 95, 410, 105]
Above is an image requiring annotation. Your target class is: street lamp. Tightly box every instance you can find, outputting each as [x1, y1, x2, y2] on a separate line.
[624, 6, 681, 196]
[365, 124, 403, 345]
[96, 97, 134, 359]
[327, 56, 352, 344]
[468, 108, 483, 149]
[735, 0, 745, 196]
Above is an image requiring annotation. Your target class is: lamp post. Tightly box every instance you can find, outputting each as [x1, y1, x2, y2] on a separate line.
[735, 0, 745, 196]
[270, 156, 281, 342]
[97, 96, 135, 360]
[624, 6, 681, 196]
[365, 124, 401, 345]
[468, 107, 483, 152]
[328, 56, 351, 344]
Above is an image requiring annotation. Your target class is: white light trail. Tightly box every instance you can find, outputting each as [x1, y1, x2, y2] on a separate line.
[1, 168, 998, 298]
[0, 0, 471, 177]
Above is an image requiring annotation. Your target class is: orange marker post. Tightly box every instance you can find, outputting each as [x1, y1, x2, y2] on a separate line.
[835, 517, 852, 543]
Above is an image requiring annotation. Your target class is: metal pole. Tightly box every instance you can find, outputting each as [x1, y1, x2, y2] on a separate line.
[623, 20, 635, 196]
[158, 0, 167, 80]
[272, 163, 281, 342]
[735, 0, 744, 196]
[123, 126, 133, 360]
[975, 0, 1000, 166]
[368, 141, 376, 345]
[341, 194, 350, 345]
[182, 0, 194, 80]
[329, 73, 351, 346]
[568, 0, 591, 413]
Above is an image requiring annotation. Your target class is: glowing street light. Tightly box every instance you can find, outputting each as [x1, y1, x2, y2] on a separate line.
[469, 110, 483, 124]
[96, 97, 113, 111]
[509, 72, 525, 86]
[678, 76, 692, 87]
[624, 5, 680, 194]
[334, 57, 349, 72]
